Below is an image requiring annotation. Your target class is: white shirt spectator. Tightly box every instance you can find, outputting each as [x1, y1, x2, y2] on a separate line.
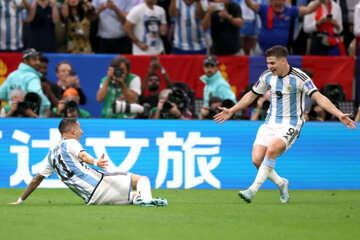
[92, 0, 133, 38]
[126, 3, 167, 55]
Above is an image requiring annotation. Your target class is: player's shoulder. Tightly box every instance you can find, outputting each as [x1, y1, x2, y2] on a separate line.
[259, 69, 272, 79]
[289, 67, 310, 82]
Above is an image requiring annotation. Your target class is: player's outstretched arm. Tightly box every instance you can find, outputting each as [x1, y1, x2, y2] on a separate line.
[311, 92, 357, 130]
[10, 174, 45, 205]
[214, 91, 258, 124]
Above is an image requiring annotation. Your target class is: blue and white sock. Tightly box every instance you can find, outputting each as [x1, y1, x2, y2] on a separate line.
[249, 157, 275, 194]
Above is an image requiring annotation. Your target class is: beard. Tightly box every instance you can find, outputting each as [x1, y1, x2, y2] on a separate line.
[149, 84, 159, 91]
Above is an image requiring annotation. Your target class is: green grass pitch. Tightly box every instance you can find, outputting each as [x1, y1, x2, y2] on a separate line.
[1, 189, 359, 240]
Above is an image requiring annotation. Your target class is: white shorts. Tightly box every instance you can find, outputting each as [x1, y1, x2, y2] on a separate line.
[87, 172, 133, 205]
[253, 124, 300, 155]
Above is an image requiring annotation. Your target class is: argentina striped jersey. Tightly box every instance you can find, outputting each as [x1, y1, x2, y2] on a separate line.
[173, 0, 206, 51]
[0, 0, 23, 50]
[252, 67, 318, 127]
[39, 139, 103, 203]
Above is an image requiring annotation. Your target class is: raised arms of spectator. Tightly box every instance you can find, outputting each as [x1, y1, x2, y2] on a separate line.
[25, 0, 59, 23]
[123, 20, 149, 51]
[141, 60, 172, 97]
[219, 8, 243, 28]
[21, 0, 31, 11]
[50, 0, 60, 23]
[298, 0, 323, 17]
[106, 0, 127, 23]
[168, 0, 177, 17]
[244, 0, 260, 13]
[201, 4, 215, 31]
[96, 68, 113, 102]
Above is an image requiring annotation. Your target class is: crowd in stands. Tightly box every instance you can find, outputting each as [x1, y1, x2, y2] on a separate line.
[1, 0, 360, 121]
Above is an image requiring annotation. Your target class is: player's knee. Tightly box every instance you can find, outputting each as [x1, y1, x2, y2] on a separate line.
[252, 156, 262, 169]
[266, 146, 279, 159]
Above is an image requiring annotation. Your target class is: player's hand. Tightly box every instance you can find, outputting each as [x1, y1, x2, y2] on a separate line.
[339, 113, 357, 130]
[213, 107, 233, 124]
[97, 153, 109, 170]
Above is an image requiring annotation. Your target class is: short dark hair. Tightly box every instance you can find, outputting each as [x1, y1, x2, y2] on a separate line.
[58, 118, 78, 135]
[265, 45, 288, 58]
[55, 61, 72, 72]
[109, 56, 131, 71]
[39, 55, 49, 64]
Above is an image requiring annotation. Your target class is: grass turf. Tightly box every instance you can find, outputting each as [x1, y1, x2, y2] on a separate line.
[0, 189, 359, 240]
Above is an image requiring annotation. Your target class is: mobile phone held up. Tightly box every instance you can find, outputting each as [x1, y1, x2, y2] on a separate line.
[212, 2, 224, 11]
[326, 14, 332, 19]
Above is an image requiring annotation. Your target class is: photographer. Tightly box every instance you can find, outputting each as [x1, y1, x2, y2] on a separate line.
[0, 90, 41, 118]
[96, 55, 141, 119]
[149, 88, 191, 119]
[199, 96, 235, 120]
[51, 88, 90, 118]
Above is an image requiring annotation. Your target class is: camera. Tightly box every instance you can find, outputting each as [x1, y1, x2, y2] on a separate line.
[69, 70, 77, 76]
[114, 67, 124, 78]
[162, 87, 188, 113]
[16, 92, 41, 117]
[113, 101, 151, 116]
[65, 100, 78, 112]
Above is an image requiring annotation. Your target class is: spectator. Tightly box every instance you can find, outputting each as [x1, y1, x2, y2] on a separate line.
[51, 87, 90, 118]
[245, 0, 323, 54]
[26, 0, 60, 52]
[140, 58, 172, 109]
[39, 55, 60, 108]
[92, 0, 133, 53]
[149, 87, 192, 119]
[123, 0, 168, 55]
[0, 90, 40, 118]
[250, 90, 270, 120]
[202, 0, 243, 56]
[304, 0, 344, 56]
[96, 55, 141, 119]
[0, 48, 51, 117]
[55, 61, 87, 105]
[168, 0, 207, 55]
[199, 55, 236, 109]
[0, 0, 31, 52]
[61, 0, 96, 53]
[238, 0, 263, 55]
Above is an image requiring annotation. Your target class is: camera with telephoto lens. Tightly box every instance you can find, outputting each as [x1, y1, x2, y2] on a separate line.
[114, 67, 124, 78]
[113, 101, 151, 117]
[16, 92, 41, 117]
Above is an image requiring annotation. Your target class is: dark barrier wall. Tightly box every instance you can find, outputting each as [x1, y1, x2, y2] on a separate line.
[0, 54, 357, 118]
[0, 119, 359, 190]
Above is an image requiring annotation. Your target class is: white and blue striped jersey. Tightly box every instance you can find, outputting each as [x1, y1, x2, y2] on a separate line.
[39, 139, 103, 204]
[173, 0, 207, 51]
[0, 0, 23, 50]
[252, 67, 318, 128]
